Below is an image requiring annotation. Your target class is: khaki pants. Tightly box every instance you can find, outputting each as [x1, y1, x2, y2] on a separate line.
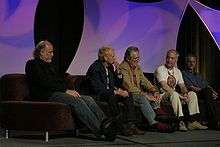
[161, 91, 200, 117]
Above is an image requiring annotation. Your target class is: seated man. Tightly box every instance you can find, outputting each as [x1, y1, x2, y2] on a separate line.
[119, 46, 173, 133]
[25, 40, 116, 141]
[155, 49, 207, 131]
[182, 54, 220, 129]
[86, 46, 144, 136]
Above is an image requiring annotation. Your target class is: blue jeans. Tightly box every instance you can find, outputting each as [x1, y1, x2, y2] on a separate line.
[132, 94, 157, 125]
[49, 92, 106, 133]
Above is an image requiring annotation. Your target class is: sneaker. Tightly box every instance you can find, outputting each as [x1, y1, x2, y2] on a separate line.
[120, 122, 134, 136]
[179, 121, 188, 132]
[187, 121, 208, 130]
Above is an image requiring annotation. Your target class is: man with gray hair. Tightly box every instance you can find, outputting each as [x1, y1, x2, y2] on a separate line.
[182, 54, 220, 129]
[155, 49, 207, 131]
[25, 40, 117, 141]
[86, 46, 144, 136]
[119, 46, 174, 133]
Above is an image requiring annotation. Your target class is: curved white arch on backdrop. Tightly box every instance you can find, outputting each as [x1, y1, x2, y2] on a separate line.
[0, 0, 39, 76]
[189, 0, 220, 50]
[68, 0, 190, 75]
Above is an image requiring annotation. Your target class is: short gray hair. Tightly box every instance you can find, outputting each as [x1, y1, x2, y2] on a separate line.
[124, 46, 139, 61]
[33, 40, 52, 59]
[98, 46, 113, 61]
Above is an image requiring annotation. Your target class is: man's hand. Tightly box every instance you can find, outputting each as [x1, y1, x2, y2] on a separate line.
[206, 86, 218, 100]
[146, 95, 157, 101]
[114, 88, 129, 97]
[179, 92, 189, 102]
[212, 90, 218, 100]
[190, 85, 201, 92]
[142, 92, 159, 102]
[154, 91, 161, 100]
[66, 90, 81, 97]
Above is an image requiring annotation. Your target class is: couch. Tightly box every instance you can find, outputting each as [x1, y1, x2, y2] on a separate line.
[0, 74, 75, 142]
[0, 73, 176, 142]
[0, 73, 139, 141]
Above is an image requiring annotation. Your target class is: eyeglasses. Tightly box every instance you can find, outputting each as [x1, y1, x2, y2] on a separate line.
[131, 56, 140, 61]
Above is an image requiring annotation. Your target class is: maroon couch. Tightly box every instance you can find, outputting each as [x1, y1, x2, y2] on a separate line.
[0, 74, 75, 142]
[0, 73, 175, 142]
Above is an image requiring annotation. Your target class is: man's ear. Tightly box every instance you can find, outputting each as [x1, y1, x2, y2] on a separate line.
[103, 56, 107, 62]
[39, 49, 43, 57]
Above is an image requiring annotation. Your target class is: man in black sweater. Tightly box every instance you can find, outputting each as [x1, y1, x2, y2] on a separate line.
[25, 40, 116, 141]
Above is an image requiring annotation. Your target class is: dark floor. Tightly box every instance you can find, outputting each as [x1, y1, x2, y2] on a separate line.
[1, 129, 220, 147]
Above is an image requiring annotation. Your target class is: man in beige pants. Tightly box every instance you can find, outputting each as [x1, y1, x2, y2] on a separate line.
[155, 49, 207, 131]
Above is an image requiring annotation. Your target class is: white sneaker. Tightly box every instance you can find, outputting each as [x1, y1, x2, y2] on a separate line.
[179, 121, 188, 132]
[188, 121, 208, 130]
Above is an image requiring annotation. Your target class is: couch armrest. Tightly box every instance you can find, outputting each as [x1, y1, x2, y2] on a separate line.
[0, 101, 74, 131]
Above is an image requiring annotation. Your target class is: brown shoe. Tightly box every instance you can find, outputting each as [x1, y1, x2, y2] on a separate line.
[131, 125, 145, 135]
[121, 128, 133, 136]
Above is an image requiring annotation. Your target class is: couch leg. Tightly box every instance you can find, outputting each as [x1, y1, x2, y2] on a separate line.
[74, 129, 79, 137]
[5, 130, 8, 139]
[45, 131, 48, 142]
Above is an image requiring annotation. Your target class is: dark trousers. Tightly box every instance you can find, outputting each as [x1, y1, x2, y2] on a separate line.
[198, 87, 220, 127]
[98, 93, 136, 123]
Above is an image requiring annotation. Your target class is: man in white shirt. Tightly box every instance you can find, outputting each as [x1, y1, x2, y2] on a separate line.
[155, 49, 207, 131]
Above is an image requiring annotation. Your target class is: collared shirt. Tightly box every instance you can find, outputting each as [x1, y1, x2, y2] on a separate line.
[182, 70, 208, 89]
[104, 66, 110, 89]
[155, 65, 184, 89]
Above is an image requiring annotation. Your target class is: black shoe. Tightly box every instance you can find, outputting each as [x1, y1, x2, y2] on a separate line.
[216, 121, 220, 130]
[121, 128, 134, 136]
[101, 118, 117, 141]
[130, 124, 145, 135]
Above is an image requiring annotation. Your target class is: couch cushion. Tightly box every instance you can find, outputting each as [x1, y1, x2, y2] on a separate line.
[66, 75, 89, 95]
[0, 74, 30, 101]
[0, 101, 74, 131]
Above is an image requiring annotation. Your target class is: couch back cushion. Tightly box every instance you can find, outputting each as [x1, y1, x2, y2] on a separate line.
[66, 75, 89, 95]
[0, 74, 30, 101]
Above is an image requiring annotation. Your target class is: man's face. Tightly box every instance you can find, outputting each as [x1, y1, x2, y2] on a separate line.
[40, 42, 54, 63]
[105, 49, 116, 65]
[128, 51, 140, 68]
[186, 56, 196, 70]
[165, 52, 177, 69]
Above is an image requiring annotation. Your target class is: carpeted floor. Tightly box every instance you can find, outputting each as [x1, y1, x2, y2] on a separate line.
[1, 130, 220, 147]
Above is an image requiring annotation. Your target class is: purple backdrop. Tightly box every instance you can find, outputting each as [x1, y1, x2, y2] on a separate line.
[0, 0, 219, 76]
[0, 0, 39, 75]
[68, 0, 190, 74]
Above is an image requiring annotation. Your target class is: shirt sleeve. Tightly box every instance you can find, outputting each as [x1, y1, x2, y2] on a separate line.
[182, 71, 193, 88]
[139, 67, 157, 93]
[177, 69, 184, 85]
[155, 66, 167, 82]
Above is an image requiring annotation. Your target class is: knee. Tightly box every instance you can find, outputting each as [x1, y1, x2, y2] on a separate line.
[170, 91, 180, 100]
[73, 97, 84, 103]
[138, 95, 150, 105]
[188, 91, 198, 101]
[83, 95, 95, 101]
